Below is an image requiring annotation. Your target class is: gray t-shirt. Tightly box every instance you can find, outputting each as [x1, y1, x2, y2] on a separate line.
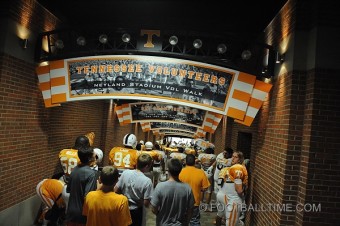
[66, 165, 98, 223]
[116, 169, 153, 210]
[151, 180, 194, 226]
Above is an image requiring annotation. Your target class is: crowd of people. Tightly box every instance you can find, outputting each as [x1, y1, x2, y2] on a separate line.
[35, 132, 249, 226]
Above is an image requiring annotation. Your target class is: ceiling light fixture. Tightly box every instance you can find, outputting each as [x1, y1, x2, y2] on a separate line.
[37, 28, 278, 77]
[217, 44, 227, 54]
[99, 34, 108, 44]
[122, 33, 131, 43]
[169, 36, 178, 46]
[76, 36, 86, 46]
[193, 39, 202, 49]
[55, 39, 64, 49]
[241, 50, 252, 60]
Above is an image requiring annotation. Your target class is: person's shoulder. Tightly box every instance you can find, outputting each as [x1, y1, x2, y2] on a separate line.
[186, 165, 200, 171]
[180, 166, 189, 173]
[110, 146, 121, 152]
[59, 148, 73, 155]
[180, 182, 193, 191]
[195, 167, 207, 175]
[85, 190, 99, 198]
[82, 165, 99, 175]
[216, 152, 224, 158]
[60, 149, 78, 158]
[197, 167, 205, 173]
[121, 169, 134, 177]
[154, 181, 171, 190]
[128, 168, 138, 174]
[113, 192, 128, 201]
[146, 176, 153, 185]
[140, 172, 153, 184]
[59, 149, 66, 155]
[219, 167, 229, 177]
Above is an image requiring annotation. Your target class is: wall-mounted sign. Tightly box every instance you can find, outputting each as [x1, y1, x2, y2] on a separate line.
[150, 122, 198, 133]
[150, 124, 206, 138]
[36, 55, 272, 126]
[130, 102, 205, 126]
[116, 102, 222, 134]
[159, 131, 196, 138]
[67, 56, 233, 114]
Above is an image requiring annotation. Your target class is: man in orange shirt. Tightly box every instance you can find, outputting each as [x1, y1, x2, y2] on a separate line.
[179, 154, 210, 226]
[83, 166, 132, 226]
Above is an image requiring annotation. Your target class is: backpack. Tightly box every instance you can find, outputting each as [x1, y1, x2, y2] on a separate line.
[44, 193, 65, 222]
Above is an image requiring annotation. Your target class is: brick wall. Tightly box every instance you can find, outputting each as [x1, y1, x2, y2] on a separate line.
[0, 0, 60, 33]
[101, 101, 115, 166]
[0, 53, 48, 211]
[248, 0, 340, 225]
[0, 2, 136, 209]
[0, 52, 128, 211]
[47, 100, 108, 167]
[264, 0, 296, 46]
[245, 71, 291, 225]
[295, 69, 340, 225]
[212, 117, 225, 155]
[248, 68, 340, 226]
[230, 119, 259, 158]
[0, 0, 58, 211]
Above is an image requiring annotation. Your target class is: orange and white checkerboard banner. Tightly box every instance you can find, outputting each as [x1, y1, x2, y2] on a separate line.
[49, 60, 68, 104]
[115, 105, 124, 125]
[225, 72, 256, 120]
[211, 113, 223, 133]
[140, 122, 151, 132]
[202, 111, 215, 133]
[202, 112, 223, 133]
[234, 80, 272, 126]
[36, 65, 60, 108]
[121, 104, 132, 124]
[115, 104, 132, 125]
[194, 128, 206, 138]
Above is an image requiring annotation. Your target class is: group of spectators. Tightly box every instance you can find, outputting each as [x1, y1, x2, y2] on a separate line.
[35, 132, 248, 226]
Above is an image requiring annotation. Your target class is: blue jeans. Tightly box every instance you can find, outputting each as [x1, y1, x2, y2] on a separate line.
[190, 206, 201, 226]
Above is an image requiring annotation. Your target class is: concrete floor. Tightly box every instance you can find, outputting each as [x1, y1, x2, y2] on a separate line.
[145, 206, 218, 226]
